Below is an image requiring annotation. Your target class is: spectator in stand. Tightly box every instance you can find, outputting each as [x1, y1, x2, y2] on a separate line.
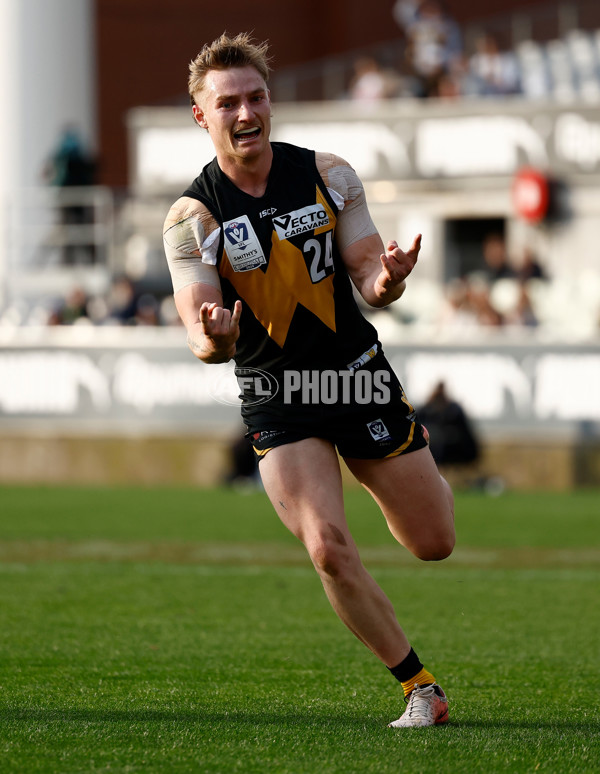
[48, 285, 90, 325]
[417, 381, 480, 467]
[467, 276, 504, 327]
[438, 274, 505, 330]
[105, 275, 138, 324]
[469, 32, 521, 96]
[222, 426, 260, 490]
[481, 232, 516, 282]
[435, 71, 462, 99]
[43, 126, 98, 265]
[437, 277, 478, 330]
[435, 53, 480, 98]
[515, 246, 548, 282]
[394, 0, 463, 98]
[393, 0, 421, 30]
[348, 56, 400, 103]
[506, 282, 539, 327]
[134, 293, 161, 326]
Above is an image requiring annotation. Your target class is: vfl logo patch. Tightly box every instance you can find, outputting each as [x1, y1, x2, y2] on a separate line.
[366, 419, 392, 442]
[273, 204, 330, 240]
[223, 215, 267, 272]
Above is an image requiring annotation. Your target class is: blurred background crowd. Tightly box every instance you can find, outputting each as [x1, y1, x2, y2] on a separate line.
[1, 0, 599, 338]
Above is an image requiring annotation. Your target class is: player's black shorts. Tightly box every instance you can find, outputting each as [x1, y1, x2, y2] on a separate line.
[242, 346, 428, 461]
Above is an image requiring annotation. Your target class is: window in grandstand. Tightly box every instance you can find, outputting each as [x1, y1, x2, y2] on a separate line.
[444, 217, 506, 281]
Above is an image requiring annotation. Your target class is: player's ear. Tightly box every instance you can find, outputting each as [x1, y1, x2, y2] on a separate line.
[192, 103, 208, 129]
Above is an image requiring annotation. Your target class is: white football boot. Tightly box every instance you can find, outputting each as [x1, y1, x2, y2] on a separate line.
[388, 683, 449, 728]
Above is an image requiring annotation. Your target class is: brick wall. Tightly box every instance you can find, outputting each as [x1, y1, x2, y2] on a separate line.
[95, 0, 550, 187]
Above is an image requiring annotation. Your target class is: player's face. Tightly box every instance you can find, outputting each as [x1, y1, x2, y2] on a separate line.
[193, 66, 271, 164]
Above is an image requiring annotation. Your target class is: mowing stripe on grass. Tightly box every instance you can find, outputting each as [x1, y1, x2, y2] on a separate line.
[0, 539, 599, 567]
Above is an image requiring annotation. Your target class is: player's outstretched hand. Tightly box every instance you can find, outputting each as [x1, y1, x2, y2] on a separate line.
[196, 299, 242, 362]
[377, 234, 422, 294]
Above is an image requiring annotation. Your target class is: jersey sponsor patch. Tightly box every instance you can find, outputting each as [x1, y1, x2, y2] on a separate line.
[223, 215, 267, 272]
[273, 204, 330, 240]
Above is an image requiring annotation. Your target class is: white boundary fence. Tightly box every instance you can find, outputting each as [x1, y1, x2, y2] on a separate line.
[0, 329, 598, 440]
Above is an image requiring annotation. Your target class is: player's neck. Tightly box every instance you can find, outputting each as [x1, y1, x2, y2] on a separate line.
[219, 145, 273, 198]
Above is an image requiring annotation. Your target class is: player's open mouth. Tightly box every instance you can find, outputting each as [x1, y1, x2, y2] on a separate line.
[234, 126, 261, 141]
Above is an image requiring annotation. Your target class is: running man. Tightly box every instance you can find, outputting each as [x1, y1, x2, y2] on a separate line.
[163, 33, 455, 728]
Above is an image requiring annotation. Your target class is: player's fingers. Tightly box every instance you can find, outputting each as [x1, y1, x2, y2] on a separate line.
[408, 233, 422, 255]
[379, 253, 395, 281]
[199, 303, 212, 325]
[381, 251, 413, 286]
[384, 248, 406, 269]
[231, 300, 242, 328]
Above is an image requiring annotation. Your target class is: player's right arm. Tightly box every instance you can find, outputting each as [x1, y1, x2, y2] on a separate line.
[176, 283, 242, 364]
[317, 152, 420, 308]
[163, 197, 241, 364]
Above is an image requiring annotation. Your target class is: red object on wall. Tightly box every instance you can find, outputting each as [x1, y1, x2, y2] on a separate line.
[512, 167, 550, 222]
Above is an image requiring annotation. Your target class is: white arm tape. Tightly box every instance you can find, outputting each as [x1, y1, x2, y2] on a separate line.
[163, 216, 222, 294]
[327, 165, 378, 252]
[326, 186, 345, 211]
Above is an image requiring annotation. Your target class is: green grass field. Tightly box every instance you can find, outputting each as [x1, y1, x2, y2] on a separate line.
[0, 485, 598, 773]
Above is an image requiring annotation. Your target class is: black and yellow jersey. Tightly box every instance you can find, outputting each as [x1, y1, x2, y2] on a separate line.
[181, 143, 377, 384]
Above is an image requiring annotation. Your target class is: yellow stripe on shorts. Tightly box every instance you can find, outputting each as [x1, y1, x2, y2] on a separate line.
[385, 422, 415, 458]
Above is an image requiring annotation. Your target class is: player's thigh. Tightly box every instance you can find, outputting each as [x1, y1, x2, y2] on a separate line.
[344, 446, 455, 559]
[258, 437, 351, 546]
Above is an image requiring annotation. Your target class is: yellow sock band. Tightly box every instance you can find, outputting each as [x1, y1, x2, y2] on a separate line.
[401, 666, 435, 697]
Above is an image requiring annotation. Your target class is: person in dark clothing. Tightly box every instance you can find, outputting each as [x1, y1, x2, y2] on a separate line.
[418, 381, 480, 466]
[45, 127, 98, 264]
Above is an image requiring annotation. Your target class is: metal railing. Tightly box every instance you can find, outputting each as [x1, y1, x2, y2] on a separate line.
[5, 185, 114, 269]
[0, 185, 115, 309]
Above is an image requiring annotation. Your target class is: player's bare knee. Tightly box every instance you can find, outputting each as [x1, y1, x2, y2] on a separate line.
[307, 535, 358, 581]
[413, 530, 455, 562]
[308, 539, 343, 577]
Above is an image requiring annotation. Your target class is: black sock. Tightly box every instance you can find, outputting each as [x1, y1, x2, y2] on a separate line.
[387, 647, 423, 683]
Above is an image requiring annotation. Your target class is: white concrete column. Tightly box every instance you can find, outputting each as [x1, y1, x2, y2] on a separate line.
[0, 0, 95, 302]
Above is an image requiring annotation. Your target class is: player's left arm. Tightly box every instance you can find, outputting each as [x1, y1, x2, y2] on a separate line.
[317, 152, 421, 308]
[342, 232, 421, 308]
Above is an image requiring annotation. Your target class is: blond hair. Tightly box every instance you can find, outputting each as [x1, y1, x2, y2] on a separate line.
[188, 32, 271, 107]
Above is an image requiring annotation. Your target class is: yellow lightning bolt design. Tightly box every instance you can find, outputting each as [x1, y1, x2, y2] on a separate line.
[219, 186, 337, 349]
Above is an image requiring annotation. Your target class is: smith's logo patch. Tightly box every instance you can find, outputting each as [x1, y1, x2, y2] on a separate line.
[223, 215, 267, 272]
[273, 204, 330, 240]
